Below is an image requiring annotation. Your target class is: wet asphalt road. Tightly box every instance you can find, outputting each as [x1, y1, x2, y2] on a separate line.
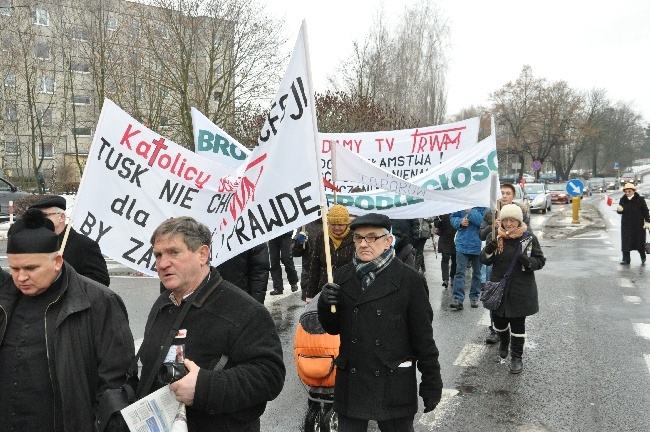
[0, 182, 648, 431]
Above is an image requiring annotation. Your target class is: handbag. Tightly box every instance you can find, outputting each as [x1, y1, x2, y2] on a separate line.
[481, 233, 529, 310]
[645, 229, 650, 254]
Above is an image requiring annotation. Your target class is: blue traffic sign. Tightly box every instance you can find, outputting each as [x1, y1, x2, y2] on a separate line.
[566, 179, 584, 196]
[614, 162, 619, 170]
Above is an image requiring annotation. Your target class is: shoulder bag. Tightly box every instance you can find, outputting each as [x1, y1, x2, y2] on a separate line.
[481, 232, 530, 310]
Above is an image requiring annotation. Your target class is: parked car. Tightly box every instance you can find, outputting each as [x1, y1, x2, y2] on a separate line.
[512, 184, 531, 215]
[521, 173, 535, 183]
[524, 183, 552, 213]
[548, 182, 572, 204]
[587, 177, 605, 193]
[620, 171, 639, 186]
[0, 177, 31, 219]
[603, 177, 618, 190]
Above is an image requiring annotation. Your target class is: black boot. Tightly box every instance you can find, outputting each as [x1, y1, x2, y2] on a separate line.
[509, 335, 525, 374]
[496, 328, 510, 359]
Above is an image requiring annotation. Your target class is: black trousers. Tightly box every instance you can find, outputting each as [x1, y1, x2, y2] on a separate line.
[622, 249, 646, 263]
[441, 252, 456, 282]
[338, 414, 415, 432]
[268, 232, 298, 291]
[492, 315, 526, 335]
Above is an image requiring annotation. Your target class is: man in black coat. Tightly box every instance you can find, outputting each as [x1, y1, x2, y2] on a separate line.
[0, 209, 134, 431]
[217, 243, 270, 304]
[29, 195, 111, 286]
[137, 217, 285, 432]
[318, 213, 443, 431]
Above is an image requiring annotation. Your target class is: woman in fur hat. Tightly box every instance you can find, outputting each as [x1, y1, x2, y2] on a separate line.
[480, 204, 546, 374]
[305, 205, 356, 302]
[617, 183, 650, 265]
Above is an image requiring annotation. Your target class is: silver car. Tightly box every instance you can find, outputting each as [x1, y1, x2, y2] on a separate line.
[524, 183, 552, 214]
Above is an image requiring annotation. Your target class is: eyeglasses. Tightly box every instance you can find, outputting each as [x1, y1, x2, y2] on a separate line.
[42, 211, 63, 216]
[353, 233, 388, 244]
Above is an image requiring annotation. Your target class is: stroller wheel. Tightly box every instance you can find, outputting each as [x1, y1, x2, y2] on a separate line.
[303, 404, 322, 432]
[321, 407, 338, 432]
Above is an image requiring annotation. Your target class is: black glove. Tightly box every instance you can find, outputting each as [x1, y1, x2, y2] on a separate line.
[423, 398, 438, 413]
[320, 283, 341, 306]
[518, 253, 531, 268]
[484, 239, 498, 254]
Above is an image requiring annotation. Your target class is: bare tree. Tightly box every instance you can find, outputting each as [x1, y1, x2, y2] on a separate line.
[333, 0, 450, 125]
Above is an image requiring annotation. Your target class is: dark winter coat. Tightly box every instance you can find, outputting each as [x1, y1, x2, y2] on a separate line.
[217, 243, 270, 304]
[394, 231, 416, 269]
[59, 226, 111, 287]
[433, 214, 456, 254]
[317, 259, 443, 421]
[390, 218, 420, 247]
[138, 267, 285, 432]
[292, 220, 324, 295]
[306, 230, 355, 299]
[479, 201, 531, 241]
[0, 263, 134, 432]
[480, 235, 546, 317]
[617, 193, 650, 252]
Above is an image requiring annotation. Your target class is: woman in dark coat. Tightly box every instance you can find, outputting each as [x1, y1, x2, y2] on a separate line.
[434, 214, 456, 288]
[305, 205, 355, 302]
[480, 204, 545, 374]
[616, 183, 650, 265]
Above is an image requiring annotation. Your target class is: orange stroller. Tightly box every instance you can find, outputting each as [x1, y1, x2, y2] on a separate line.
[294, 294, 339, 432]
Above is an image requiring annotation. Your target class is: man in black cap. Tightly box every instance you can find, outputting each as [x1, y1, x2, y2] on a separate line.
[29, 195, 110, 286]
[317, 212, 443, 431]
[0, 208, 135, 431]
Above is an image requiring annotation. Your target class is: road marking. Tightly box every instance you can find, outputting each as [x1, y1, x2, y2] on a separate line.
[477, 311, 491, 326]
[453, 343, 486, 367]
[619, 278, 634, 288]
[645, 354, 650, 374]
[633, 323, 650, 340]
[418, 388, 459, 430]
[623, 296, 642, 304]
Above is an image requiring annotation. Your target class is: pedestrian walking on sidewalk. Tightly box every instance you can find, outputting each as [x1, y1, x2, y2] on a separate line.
[269, 231, 299, 295]
[480, 204, 546, 374]
[616, 183, 650, 265]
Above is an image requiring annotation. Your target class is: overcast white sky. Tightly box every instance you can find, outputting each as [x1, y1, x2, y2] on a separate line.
[264, 0, 649, 123]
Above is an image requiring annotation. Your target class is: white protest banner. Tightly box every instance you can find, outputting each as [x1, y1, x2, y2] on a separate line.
[71, 99, 238, 276]
[328, 134, 498, 218]
[332, 141, 474, 205]
[191, 107, 251, 168]
[212, 20, 323, 262]
[320, 117, 480, 192]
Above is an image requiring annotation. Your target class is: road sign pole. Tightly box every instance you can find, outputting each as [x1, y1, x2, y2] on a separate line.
[572, 197, 580, 224]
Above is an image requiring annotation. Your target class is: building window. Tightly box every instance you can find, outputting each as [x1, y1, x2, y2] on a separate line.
[5, 140, 17, 155]
[214, 63, 223, 76]
[34, 7, 49, 26]
[213, 91, 222, 104]
[160, 116, 169, 127]
[72, 28, 88, 41]
[129, 20, 139, 38]
[4, 72, 15, 87]
[39, 76, 55, 93]
[34, 41, 51, 60]
[106, 81, 116, 94]
[71, 95, 91, 105]
[38, 107, 52, 126]
[1, 36, 10, 51]
[70, 61, 90, 74]
[130, 53, 141, 68]
[37, 142, 53, 158]
[134, 84, 142, 100]
[72, 127, 91, 137]
[5, 103, 17, 121]
[107, 17, 117, 31]
[0, 0, 11, 16]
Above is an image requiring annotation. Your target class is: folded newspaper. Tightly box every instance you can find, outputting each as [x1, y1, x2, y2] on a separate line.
[121, 386, 188, 432]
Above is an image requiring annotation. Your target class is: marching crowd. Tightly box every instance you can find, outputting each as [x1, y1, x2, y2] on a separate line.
[1, 180, 648, 432]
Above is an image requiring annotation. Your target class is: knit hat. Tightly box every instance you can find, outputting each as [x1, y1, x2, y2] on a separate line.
[499, 204, 523, 223]
[622, 183, 636, 191]
[7, 208, 59, 254]
[327, 205, 350, 225]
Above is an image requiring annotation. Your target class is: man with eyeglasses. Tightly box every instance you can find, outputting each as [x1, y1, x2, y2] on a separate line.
[29, 196, 110, 286]
[318, 213, 443, 431]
